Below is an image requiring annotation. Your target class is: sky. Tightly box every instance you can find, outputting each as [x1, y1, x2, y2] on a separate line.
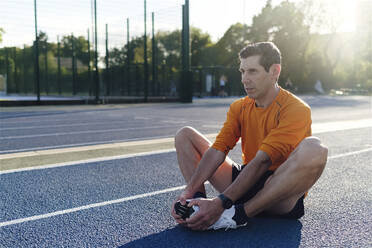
[0, 0, 358, 49]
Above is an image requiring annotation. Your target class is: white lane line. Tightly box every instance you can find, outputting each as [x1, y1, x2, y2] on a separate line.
[327, 147, 372, 159]
[0, 135, 173, 154]
[0, 125, 176, 140]
[312, 119, 372, 134]
[0, 186, 186, 228]
[0, 137, 177, 159]
[0, 148, 371, 227]
[0, 149, 176, 175]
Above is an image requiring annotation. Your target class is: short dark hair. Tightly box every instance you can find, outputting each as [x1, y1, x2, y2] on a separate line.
[239, 42, 281, 72]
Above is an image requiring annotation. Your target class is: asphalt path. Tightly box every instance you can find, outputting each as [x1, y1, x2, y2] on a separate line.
[1, 95, 370, 154]
[0, 95, 371, 247]
[0, 105, 220, 154]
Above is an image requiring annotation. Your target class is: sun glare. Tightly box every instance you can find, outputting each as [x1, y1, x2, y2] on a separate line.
[331, 0, 357, 33]
[292, 0, 358, 34]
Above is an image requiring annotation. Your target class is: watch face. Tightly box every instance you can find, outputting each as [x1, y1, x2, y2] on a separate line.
[224, 199, 233, 209]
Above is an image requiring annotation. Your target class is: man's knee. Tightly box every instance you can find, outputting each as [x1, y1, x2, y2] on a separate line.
[296, 136, 328, 171]
[175, 126, 205, 149]
[175, 126, 196, 142]
[301, 136, 328, 160]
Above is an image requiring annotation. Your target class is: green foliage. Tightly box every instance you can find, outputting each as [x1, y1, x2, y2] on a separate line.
[213, 23, 251, 67]
[108, 47, 126, 66]
[61, 34, 90, 65]
[156, 30, 182, 69]
[249, 0, 312, 91]
[0, 28, 4, 43]
[354, 60, 372, 92]
[190, 27, 213, 67]
[250, 1, 274, 42]
[1, 0, 371, 95]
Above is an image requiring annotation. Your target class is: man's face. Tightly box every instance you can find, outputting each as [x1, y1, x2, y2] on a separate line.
[239, 55, 277, 102]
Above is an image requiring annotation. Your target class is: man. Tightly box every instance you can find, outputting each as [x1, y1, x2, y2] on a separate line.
[171, 42, 328, 231]
[219, 75, 227, 97]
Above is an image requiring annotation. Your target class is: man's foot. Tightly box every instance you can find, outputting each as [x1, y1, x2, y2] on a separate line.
[174, 200, 199, 220]
[189, 204, 248, 230]
[207, 206, 247, 230]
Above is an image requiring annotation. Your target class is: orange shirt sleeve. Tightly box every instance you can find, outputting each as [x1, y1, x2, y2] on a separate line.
[211, 99, 242, 155]
[260, 103, 312, 166]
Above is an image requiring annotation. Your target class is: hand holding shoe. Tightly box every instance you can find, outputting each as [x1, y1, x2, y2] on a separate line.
[185, 197, 224, 231]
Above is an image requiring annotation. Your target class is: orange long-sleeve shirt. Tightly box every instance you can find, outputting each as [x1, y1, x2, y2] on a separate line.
[212, 87, 312, 171]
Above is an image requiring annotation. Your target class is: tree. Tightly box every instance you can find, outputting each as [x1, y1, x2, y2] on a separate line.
[250, 1, 274, 42]
[61, 35, 90, 65]
[108, 47, 126, 67]
[249, 0, 312, 91]
[298, 0, 356, 91]
[190, 27, 213, 67]
[272, 1, 311, 88]
[105, 27, 212, 73]
[156, 30, 182, 70]
[0, 28, 4, 43]
[0, 28, 5, 80]
[213, 23, 251, 67]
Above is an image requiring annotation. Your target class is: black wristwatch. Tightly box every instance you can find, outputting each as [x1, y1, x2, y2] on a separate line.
[218, 194, 233, 209]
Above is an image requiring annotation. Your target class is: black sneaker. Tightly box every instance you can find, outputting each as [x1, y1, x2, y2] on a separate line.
[174, 200, 198, 220]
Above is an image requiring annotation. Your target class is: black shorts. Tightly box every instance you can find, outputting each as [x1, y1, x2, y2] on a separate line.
[232, 163, 305, 219]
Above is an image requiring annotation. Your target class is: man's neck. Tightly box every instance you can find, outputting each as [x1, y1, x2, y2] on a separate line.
[255, 84, 280, 108]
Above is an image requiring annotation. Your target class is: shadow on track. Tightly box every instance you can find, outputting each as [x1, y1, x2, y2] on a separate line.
[119, 218, 302, 248]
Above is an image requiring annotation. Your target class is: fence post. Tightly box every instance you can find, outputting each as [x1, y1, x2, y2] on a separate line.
[57, 35, 61, 95]
[121, 22, 125, 96]
[87, 29, 92, 96]
[94, 0, 100, 103]
[44, 39, 49, 95]
[23, 45, 26, 94]
[72, 33, 77, 95]
[13, 47, 18, 94]
[126, 18, 130, 95]
[144, 0, 149, 101]
[152, 12, 157, 96]
[34, 0, 40, 101]
[180, 0, 192, 102]
[105, 23, 110, 96]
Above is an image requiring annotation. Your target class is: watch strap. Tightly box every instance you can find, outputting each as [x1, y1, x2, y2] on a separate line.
[218, 193, 233, 209]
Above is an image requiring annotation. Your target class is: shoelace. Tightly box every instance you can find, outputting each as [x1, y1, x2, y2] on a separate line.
[212, 215, 248, 231]
[212, 214, 236, 231]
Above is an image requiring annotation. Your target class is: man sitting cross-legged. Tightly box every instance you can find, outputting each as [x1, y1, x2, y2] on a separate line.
[171, 42, 328, 231]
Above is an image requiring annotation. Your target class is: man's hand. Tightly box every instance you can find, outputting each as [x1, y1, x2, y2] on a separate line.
[170, 189, 194, 225]
[178, 188, 194, 205]
[185, 197, 224, 231]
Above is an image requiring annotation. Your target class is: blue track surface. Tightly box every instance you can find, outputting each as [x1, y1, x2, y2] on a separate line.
[1, 128, 371, 247]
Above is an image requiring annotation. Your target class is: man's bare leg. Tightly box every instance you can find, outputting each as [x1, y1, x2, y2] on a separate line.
[174, 126, 234, 194]
[242, 136, 328, 217]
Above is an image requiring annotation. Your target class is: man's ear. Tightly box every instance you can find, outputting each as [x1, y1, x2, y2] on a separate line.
[269, 63, 280, 75]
